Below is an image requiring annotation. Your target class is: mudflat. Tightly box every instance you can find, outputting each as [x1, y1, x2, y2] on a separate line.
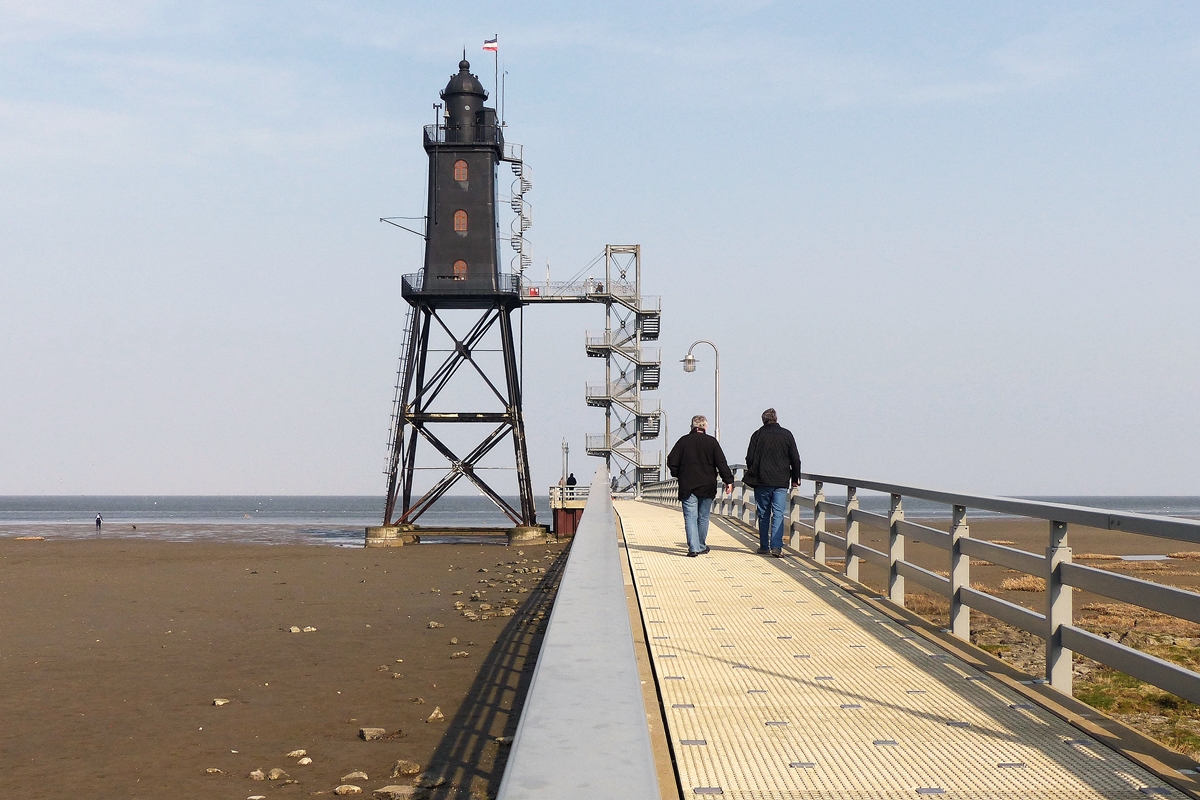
[0, 535, 567, 799]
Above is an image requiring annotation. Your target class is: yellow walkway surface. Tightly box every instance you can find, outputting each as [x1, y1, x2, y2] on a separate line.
[615, 500, 1187, 799]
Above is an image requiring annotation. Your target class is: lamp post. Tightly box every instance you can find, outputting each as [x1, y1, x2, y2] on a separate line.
[681, 340, 720, 441]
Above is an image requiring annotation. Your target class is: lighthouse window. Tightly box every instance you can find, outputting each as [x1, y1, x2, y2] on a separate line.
[453, 160, 468, 181]
[453, 210, 468, 232]
[453, 260, 468, 281]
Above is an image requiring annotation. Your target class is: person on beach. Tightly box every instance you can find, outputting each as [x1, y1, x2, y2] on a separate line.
[667, 415, 734, 557]
[744, 408, 802, 557]
[95, 514, 103, 532]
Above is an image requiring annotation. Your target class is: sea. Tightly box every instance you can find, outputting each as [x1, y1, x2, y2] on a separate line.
[1, 494, 1198, 547]
[0, 495, 547, 547]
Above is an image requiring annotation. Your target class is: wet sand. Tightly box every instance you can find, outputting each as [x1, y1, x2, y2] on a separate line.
[0, 535, 568, 799]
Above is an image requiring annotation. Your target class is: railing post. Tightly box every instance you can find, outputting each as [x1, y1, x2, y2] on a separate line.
[741, 482, 753, 526]
[949, 505, 970, 640]
[812, 481, 826, 565]
[888, 493, 904, 606]
[844, 485, 860, 581]
[1046, 520, 1073, 694]
[787, 486, 800, 549]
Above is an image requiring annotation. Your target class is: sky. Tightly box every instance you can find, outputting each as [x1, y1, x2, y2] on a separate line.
[1, 1, 1198, 500]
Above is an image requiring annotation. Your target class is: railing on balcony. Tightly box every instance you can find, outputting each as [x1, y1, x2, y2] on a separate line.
[584, 383, 660, 415]
[423, 123, 503, 147]
[641, 469, 1200, 706]
[549, 485, 591, 508]
[401, 271, 521, 296]
[585, 435, 659, 467]
[583, 333, 661, 364]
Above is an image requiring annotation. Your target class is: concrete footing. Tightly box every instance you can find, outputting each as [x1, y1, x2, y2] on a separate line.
[508, 525, 549, 545]
[364, 526, 420, 548]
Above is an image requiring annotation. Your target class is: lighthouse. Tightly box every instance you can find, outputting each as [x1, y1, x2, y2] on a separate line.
[382, 58, 536, 533]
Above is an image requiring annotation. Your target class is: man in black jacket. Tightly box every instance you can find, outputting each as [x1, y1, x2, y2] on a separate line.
[744, 408, 802, 557]
[667, 415, 734, 557]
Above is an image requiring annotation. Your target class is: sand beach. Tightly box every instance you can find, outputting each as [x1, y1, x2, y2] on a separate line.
[0, 533, 567, 799]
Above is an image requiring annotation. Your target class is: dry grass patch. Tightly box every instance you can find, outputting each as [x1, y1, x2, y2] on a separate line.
[1169, 552, 1200, 561]
[1104, 560, 1168, 572]
[1000, 575, 1046, 592]
[988, 540, 1018, 546]
[1076, 553, 1121, 561]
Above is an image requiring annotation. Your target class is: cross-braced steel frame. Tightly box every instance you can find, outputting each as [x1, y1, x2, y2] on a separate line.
[382, 300, 535, 527]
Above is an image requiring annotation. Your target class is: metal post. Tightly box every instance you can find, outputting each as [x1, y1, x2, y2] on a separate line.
[888, 493, 904, 605]
[949, 505, 970, 640]
[742, 481, 753, 526]
[787, 486, 800, 549]
[812, 481, 826, 565]
[1046, 520, 1073, 694]
[844, 486, 860, 581]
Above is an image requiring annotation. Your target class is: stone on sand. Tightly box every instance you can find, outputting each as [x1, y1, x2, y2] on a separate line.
[286, 749, 306, 758]
[341, 771, 369, 781]
[248, 768, 266, 780]
[205, 767, 224, 774]
[450, 651, 469, 659]
[289, 626, 301, 633]
[268, 768, 290, 780]
[391, 759, 421, 778]
[298, 757, 313, 765]
[334, 785, 363, 796]
[359, 727, 388, 741]
[373, 786, 419, 799]
[415, 772, 447, 788]
[303, 626, 317, 632]
[426, 621, 444, 629]
[425, 707, 444, 722]
[213, 698, 230, 706]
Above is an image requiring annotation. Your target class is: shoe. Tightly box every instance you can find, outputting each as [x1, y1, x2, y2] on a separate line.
[756, 547, 770, 555]
[701, 546, 711, 555]
[771, 549, 783, 558]
[686, 550, 700, 557]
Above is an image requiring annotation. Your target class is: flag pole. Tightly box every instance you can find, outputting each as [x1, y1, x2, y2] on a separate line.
[493, 34, 498, 111]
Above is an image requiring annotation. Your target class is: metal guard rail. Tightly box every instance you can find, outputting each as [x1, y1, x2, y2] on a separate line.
[498, 467, 660, 800]
[641, 471, 1200, 705]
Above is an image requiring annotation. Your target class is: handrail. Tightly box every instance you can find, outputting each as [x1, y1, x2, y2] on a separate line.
[804, 472, 1200, 543]
[640, 472, 1200, 705]
[498, 467, 660, 799]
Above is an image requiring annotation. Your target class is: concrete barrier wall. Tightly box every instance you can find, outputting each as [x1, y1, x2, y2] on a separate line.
[496, 466, 661, 800]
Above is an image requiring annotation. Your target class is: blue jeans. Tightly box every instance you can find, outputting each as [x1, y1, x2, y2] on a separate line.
[755, 486, 789, 551]
[682, 494, 714, 553]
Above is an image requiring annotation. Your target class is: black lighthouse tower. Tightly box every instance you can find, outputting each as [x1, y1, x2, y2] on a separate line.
[382, 59, 537, 530]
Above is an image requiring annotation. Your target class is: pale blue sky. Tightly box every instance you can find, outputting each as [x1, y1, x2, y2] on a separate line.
[2, 2, 1198, 497]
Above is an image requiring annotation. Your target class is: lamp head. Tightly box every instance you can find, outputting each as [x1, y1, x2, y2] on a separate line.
[681, 353, 697, 373]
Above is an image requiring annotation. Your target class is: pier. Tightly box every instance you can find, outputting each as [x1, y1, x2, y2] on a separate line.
[501, 468, 1200, 799]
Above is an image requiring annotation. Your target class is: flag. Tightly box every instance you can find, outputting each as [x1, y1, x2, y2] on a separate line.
[483, 37, 498, 52]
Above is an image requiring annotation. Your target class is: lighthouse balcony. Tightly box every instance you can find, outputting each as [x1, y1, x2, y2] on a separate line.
[401, 272, 522, 303]
[423, 123, 503, 148]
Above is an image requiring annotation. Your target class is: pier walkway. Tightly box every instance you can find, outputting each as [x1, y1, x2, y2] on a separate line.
[615, 500, 1186, 799]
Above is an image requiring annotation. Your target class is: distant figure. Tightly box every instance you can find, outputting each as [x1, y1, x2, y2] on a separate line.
[95, 514, 103, 532]
[667, 415, 734, 557]
[611, 476, 619, 492]
[566, 473, 577, 487]
[744, 408, 802, 558]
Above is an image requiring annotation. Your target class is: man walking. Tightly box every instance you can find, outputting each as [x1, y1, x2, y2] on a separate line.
[744, 408, 802, 557]
[667, 415, 734, 557]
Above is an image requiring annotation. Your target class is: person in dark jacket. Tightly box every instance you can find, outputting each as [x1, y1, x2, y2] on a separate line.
[667, 415, 734, 557]
[744, 408, 802, 557]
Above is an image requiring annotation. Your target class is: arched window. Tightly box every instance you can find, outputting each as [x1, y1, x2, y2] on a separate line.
[453, 160, 468, 182]
[453, 210, 468, 232]
[453, 260, 468, 281]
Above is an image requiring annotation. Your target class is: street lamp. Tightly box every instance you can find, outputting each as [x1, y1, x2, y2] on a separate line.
[681, 340, 720, 441]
